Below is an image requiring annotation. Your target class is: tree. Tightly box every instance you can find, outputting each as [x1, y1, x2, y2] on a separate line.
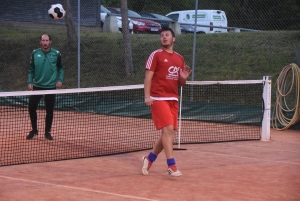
[62, 0, 77, 48]
[121, 0, 134, 75]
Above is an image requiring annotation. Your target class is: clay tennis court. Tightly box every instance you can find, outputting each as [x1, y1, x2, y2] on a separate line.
[0, 128, 299, 201]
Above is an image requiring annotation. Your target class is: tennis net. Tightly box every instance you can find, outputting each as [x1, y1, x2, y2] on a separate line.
[0, 80, 266, 166]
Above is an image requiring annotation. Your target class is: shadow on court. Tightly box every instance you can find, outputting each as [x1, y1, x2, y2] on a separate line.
[0, 128, 299, 201]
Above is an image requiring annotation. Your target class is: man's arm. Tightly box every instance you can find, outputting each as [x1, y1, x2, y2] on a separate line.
[56, 52, 64, 88]
[144, 70, 154, 106]
[27, 52, 35, 90]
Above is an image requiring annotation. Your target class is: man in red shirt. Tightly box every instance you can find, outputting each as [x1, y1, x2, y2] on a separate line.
[142, 27, 191, 176]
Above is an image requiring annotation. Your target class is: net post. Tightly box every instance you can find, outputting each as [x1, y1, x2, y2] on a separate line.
[177, 86, 183, 148]
[173, 86, 187, 150]
[261, 76, 271, 141]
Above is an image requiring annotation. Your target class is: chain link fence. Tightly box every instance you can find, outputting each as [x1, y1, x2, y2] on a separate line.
[0, 0, 299, 91]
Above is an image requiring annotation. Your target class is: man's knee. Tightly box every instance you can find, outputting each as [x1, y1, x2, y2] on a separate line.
[162, 125, 174, 135]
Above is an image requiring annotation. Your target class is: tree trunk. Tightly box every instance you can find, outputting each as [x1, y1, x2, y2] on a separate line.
[62, 0, 77, 48]
[120, 0, 134, 76]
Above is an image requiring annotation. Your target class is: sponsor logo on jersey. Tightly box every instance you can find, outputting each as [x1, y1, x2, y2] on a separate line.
[166, 66, 180, 80]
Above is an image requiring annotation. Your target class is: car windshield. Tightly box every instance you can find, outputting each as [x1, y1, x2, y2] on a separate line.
[167, 14, 179, 21]
[128, 10, 142, 18]
[140, 13, 152, 18]
[101, 5, 112, 14]
[151, 13, 172, 21]
[114, 8, 142, 18]
[107, 8, 118, 14]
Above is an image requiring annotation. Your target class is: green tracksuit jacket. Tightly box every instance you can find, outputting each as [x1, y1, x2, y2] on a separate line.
[27, 48, 64, 88]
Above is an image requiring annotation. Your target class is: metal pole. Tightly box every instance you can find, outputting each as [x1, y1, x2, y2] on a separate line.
[77, 0, 81, 88]
[190, 0, 198, 102]
[191, 0, 198, 81]
[178, 86, 183, 148]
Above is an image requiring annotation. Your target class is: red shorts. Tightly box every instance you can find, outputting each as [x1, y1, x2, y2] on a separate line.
[151, 100, 178, 130]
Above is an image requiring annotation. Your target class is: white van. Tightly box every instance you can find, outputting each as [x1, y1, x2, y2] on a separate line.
[166, 10, 228, 34]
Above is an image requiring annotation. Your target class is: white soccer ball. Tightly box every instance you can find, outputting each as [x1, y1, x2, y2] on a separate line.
[48, 4, 66, 20]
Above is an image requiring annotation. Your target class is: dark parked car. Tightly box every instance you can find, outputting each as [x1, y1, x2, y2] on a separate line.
[107, 7, 161, 34]
[180, 24, 196, 34]
[139, 12, 171, 28]
[139, 12, 196, 34]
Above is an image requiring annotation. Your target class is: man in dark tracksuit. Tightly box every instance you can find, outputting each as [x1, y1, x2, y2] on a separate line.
[26, 34, 64, 140]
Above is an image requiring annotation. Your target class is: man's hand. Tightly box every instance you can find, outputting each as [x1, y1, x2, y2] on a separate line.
[56, 82, 62, 88]
[145, 97, 154, 106]
[28, 84, 33, 91]
[179, 65, 192, 86]
[180, 65, 192, 80]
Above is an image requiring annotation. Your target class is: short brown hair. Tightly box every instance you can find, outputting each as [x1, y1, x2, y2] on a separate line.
[160, 27, 175, 37]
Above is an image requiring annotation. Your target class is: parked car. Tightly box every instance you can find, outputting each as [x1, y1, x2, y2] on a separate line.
[180, 24, 196, 34]
[139, 12, 171, 28]
[107, 7, 161, 34]
[100, 5, 133, 33]
[166, 10, 228, 34]
[139, 12, 196, 34]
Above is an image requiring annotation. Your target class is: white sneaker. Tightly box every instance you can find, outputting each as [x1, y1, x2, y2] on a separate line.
[167, 165, 182, 177]
[142, 156, 152, 176]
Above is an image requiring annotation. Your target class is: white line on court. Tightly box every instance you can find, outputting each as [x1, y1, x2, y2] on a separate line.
[236, 143, 300, 153]
[0, 175, 160, 201]
[192, 150, 300, 165]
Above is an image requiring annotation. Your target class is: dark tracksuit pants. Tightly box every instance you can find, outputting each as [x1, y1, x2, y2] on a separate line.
[28, 86, 56, 133]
